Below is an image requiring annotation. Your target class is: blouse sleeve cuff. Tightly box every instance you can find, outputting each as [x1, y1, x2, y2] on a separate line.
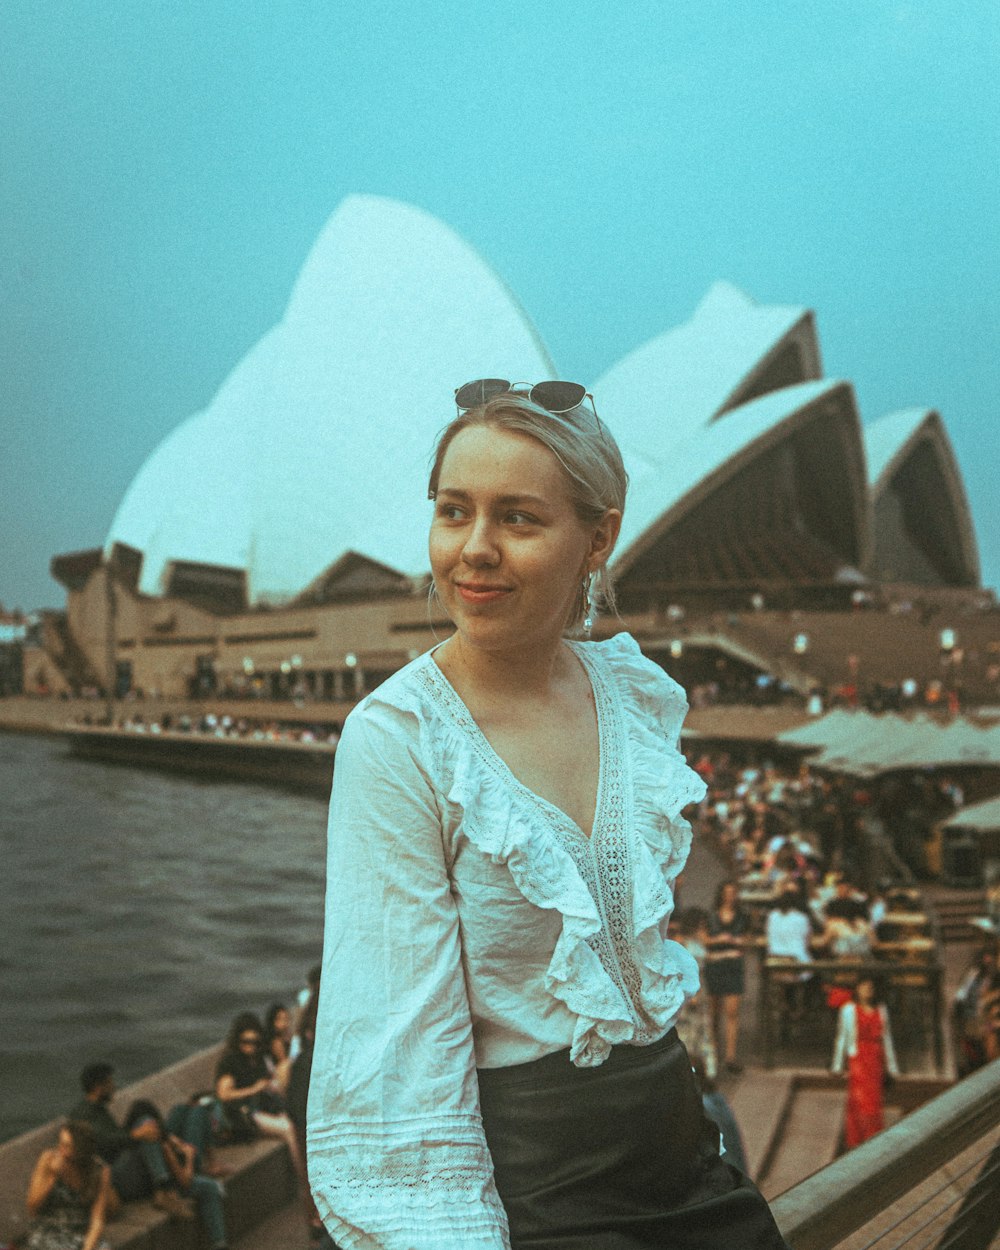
[308, 1115, 511, 1250]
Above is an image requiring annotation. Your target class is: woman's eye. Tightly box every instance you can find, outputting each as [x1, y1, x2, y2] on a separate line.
[435, 503, 465, 520]
[506, 511, 537, 526]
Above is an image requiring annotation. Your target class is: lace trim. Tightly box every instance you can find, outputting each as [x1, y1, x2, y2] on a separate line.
[572, 642, 699, 1042]
[309, 1117, 510, 1248]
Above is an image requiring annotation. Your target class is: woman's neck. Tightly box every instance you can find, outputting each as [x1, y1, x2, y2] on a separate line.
[437, 631, 573, 704]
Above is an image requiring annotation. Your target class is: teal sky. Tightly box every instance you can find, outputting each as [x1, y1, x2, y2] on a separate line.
[2, 1, 998, 610]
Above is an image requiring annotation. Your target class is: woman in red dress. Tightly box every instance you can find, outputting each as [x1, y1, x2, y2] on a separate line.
[831, 976, 899, 1147]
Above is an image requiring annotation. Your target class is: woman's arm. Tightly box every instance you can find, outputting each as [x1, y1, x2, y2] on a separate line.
[215, 1072, 270, 1102]
[307, 704, 510, 1250]
[81, 1164, 111, 1250]
[880, 1006, 900, 1077]
[831, 1003, 853, 1072]
[162, 1135, 196, 1190]
[25, 1148, 60, 1215]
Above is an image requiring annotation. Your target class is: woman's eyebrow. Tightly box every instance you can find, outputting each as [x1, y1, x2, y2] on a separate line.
[435, 487, 550, 509]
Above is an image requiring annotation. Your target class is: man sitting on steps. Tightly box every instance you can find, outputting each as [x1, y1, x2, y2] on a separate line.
[68, 1061, 195, 1220]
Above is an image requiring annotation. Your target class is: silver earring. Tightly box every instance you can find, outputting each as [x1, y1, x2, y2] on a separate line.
[583, 574, 596, 638]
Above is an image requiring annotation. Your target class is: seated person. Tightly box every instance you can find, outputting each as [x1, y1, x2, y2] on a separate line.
[25, 1121, 111, 1250]
[214, 1013, 311, 1220]
[821, 898, 874, 961]
[123, 1100, 228, 1250]
[69, 1062, 193, 1218]
[263, 1002, 293, 1093]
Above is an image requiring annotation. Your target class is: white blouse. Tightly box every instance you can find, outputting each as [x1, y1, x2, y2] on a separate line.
[306, 632, 706, 1250]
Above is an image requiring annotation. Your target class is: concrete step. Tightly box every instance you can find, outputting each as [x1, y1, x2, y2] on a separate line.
[758, 1089, 844, 1201]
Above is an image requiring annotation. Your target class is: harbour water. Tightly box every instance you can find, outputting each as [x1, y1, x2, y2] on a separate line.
[0, 731, 328, 1142]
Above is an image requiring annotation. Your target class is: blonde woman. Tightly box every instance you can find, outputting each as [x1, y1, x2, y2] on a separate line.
[308, 381, 790, 1248]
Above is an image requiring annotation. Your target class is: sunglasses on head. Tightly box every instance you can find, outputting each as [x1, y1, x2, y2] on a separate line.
[454, 378, 597, 419]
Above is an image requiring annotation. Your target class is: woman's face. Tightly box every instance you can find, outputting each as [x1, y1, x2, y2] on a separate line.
[237, 1029, 263, 1058]
[430, 425, 614, 655]
[856, 978, 876, 1005]
[57, 1128, 77, 1162]
[272, 1007, 290, 1035]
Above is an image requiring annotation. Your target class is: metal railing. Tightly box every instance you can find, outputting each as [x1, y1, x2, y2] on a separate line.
[771, 1059, 1000, 1250]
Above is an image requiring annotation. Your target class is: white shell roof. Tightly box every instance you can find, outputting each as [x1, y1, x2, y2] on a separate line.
[106, 195, 555, 602]
[612, 378, 855, 576]
[590, 281, 814, 457]
[107, 197, 955, 607]
[863, 406, 980, 585]
[864, 408, 934, 487]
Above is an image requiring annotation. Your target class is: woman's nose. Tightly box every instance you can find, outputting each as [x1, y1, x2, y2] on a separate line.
[461, 516, 500, 565]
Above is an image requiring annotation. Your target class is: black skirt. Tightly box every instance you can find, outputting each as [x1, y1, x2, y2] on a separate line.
[477, 1029, 791, 1250]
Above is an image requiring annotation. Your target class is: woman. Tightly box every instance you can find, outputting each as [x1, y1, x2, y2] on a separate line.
[25, 1121, 111, 1250]
[307, 381, 790, 1248]
[704, 880, 749, 1073]
[214, 1013, 309, 1201]
[831, 976, 899, 1148]
[263, 1002, 293, 1091]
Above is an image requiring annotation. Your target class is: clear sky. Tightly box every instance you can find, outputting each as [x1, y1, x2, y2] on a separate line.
[2, 0, 997, 611]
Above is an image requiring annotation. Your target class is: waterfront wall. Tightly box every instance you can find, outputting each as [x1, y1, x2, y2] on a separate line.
[0, 1045, 295, 1248]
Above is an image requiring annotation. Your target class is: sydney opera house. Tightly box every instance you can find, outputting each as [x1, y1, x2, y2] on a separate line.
[32, 195, 987, 705]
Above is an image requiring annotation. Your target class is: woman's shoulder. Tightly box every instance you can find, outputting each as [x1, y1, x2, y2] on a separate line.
[339, 652, 441, 748]
[334, 649, 463, 791]
[576, 631, 689, 714]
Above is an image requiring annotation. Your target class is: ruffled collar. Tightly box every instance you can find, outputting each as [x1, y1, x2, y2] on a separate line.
[408, 632, 705, 1066]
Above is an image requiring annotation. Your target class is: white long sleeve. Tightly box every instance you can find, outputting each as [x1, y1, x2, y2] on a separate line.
[306, 703, 510, 1250]
[831, 1002, 853, 1073]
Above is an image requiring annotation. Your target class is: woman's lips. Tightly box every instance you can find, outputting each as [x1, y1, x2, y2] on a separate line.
[456, 583, 511, 604]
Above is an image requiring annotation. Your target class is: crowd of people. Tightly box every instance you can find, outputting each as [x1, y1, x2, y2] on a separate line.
[669, 748, 998, 1150]
[17, 966, 337, 1250]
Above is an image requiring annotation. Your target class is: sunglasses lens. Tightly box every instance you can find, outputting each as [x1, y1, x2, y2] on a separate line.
[530, 381, 587, 413]
[454, 378, 510, 409]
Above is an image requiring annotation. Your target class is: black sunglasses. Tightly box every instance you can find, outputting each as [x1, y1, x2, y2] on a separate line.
[454, 378, 597, 419]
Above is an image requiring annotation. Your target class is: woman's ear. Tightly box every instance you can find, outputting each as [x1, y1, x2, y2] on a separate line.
[588, 508, 623, 571]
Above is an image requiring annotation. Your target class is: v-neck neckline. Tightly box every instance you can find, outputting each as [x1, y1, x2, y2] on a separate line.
[425, 640, 608, 843]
